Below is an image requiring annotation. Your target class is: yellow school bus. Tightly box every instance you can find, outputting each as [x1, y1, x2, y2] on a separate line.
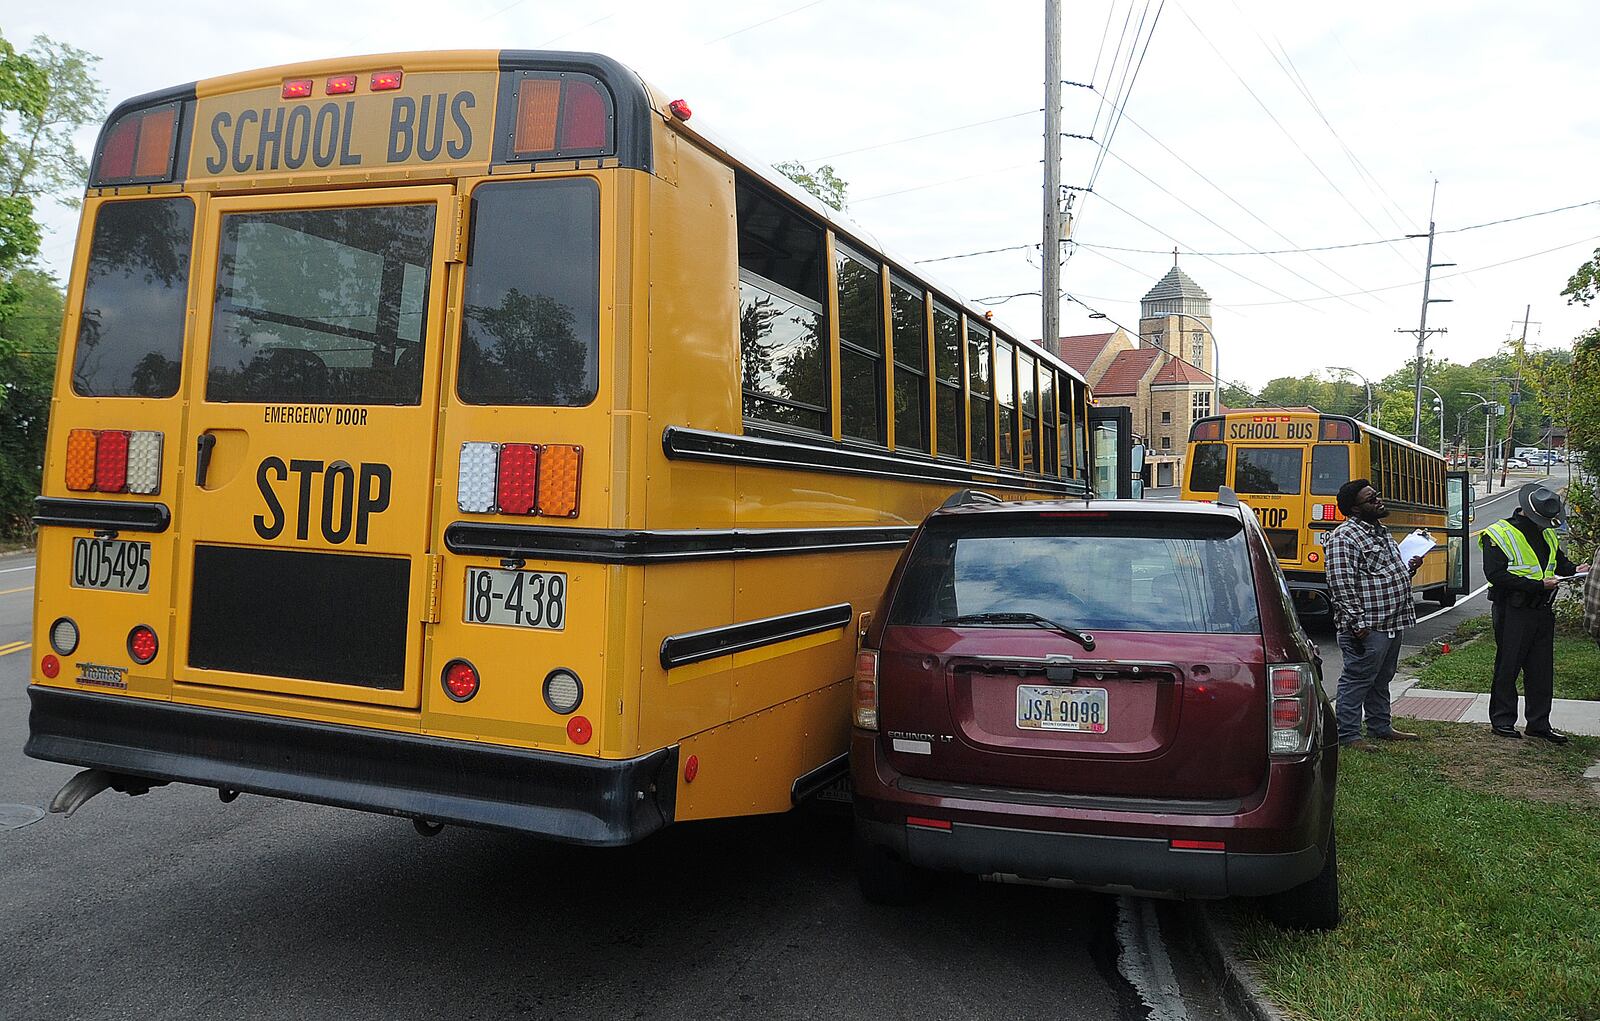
[1182, 412, 1472, 620]
[26, 51, 1108, 845]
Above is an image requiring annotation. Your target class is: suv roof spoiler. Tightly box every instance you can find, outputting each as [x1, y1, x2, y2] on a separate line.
[1216, 485, 1240, 509]
[939, 489, 1002, 511]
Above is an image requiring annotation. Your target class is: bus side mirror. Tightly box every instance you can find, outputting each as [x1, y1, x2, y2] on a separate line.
[1130, 443, 1146, 474]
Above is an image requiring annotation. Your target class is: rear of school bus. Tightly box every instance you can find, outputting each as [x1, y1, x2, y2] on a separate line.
[24, 51, 730, 845]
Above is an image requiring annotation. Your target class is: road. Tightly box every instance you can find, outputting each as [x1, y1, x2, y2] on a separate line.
[0, 550, 1237, 1020]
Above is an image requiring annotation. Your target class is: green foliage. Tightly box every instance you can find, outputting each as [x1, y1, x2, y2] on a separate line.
[1562, 246, 1600, 307]
[1415, 627, 1600, 701]
[773, 161, 848, 212]
[0, 34, 105, 207]
[0, 268, 61, 538]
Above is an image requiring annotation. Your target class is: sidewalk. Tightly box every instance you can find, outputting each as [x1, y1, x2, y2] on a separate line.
[1391, 675, 1600, 736]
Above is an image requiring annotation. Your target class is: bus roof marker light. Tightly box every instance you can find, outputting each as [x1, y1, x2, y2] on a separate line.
[458, 442, 499, 513]
[282, 79, 314, 99]
[668, 98, 692, 121]
[370, 70, 403, 92]
[325, 75, 358, 95]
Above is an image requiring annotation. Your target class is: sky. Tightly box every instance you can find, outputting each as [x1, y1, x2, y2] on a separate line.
[10, 0, 1600, 396]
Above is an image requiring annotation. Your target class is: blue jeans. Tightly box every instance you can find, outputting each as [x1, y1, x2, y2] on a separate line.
[1335, 629, 1405, 743]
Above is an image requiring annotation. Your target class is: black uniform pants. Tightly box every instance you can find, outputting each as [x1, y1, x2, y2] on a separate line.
[1489, 600, 1556, 732]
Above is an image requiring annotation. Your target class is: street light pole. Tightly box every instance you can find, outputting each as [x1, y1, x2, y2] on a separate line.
[1329, 366, 1374, 425]
[1419, 383, 1445, 454]
[1461, 391, 1491, 493]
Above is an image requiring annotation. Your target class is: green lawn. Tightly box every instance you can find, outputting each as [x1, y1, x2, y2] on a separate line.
[1234, 721, 1600, 1021]
[1414, 629, 1600, 702]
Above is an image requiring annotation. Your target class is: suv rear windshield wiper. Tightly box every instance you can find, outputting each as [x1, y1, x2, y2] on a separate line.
[942, 612, 1095, 651]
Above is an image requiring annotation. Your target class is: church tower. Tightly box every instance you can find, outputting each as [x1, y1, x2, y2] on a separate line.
[1139, 252, 1213, 378]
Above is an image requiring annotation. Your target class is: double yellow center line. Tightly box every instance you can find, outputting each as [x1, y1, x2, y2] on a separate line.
[0, 639, 30, 657]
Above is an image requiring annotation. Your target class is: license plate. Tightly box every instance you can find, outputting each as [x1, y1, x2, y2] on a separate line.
[70, 537, 151, 593]
[1314, 531, 1330, 546]
[1017, 685, 1109, 733]
[463, 567, 567, 630]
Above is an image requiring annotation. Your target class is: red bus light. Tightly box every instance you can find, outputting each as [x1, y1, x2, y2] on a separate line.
[326, 75, 358, 95]
[1190, 420, 1220, 441]
[128, 625, 159, 665]
[668, 98, 692, 121]
[442, 659, 479, 702]
[282, 79, 314, 99]
[496, 443, 540, 515]
[371, 70, 404, 92]
[94, 430, 131, 493]
[559, 79, 609, 149]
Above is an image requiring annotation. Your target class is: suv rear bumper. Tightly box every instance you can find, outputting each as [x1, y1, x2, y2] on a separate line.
[26, 687, 677, 846]
[856, 817, 1323, 898]
[852, 729, 1335, 898]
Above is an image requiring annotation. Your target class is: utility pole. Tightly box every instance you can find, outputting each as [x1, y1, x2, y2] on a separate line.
[1042, 0, 1063, 367]
[1398, 181, 1454, 442]
[1499, 307, 1536, 486]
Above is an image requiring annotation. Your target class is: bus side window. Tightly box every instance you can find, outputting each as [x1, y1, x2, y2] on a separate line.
[967, 322, 993, 465]
[735, 175, 828, 434]
[835, 243, 885, 445]
[931, 300, 963, 459]
[995, 339, 1016, 469]
[888, 274, 928, 453]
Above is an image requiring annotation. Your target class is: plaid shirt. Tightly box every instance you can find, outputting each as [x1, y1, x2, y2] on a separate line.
[1584, 550, 1600, 641]
[1322, 517, 1418, 634]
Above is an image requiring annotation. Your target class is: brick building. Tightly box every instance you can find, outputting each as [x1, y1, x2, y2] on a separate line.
[1045, 261, 1220, 489]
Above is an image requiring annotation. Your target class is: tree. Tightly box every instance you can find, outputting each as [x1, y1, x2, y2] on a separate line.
[773, 161, 848, 212]
[0, 32, 104, 540]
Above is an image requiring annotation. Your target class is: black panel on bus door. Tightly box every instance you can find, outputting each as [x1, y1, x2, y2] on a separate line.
[1087, 405, 1135, 499]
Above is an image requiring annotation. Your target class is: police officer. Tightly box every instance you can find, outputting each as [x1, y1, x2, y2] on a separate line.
[1481, 483, 1589, 743]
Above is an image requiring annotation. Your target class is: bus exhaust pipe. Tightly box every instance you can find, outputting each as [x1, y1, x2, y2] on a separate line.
[412, 818, 445, 837]
[49, 768, 165, 818]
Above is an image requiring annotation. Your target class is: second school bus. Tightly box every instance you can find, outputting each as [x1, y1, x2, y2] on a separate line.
[1182, 411, 1472, 619]
[26, 51, 1132, 844]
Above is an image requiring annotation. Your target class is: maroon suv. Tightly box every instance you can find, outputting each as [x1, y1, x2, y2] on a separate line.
[850, 490, 1339, 929]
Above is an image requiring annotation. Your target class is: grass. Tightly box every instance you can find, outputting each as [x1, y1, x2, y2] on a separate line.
[1411, 617, 1600, 702]
[1234, 720, 1600, 1021]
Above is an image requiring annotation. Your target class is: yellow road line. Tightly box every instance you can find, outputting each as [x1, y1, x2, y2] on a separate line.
[0, 641, 30, 657]
[0, 585, 34, 596]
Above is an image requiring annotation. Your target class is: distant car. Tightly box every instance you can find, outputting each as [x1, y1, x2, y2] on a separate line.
[850, 489, 1340, 930]
[1505, 458, 1528, 471]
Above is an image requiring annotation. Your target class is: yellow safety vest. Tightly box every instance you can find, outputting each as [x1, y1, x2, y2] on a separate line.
[1482, 518, 1558, 581]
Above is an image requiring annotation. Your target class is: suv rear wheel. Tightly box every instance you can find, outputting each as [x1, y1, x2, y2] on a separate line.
[1264, 829, 1340, 931]
[853, 829, 930, 905]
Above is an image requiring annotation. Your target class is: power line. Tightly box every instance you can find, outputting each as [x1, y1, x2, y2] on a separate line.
[1171, 1, 1414, 275]
[704, 0, 827, 44]
[852, 162, 1035, 204]
[915, 243, 1036, 265]
[1227, 231, 1600, 307]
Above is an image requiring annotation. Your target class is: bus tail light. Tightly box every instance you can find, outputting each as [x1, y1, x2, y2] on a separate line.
[442, 659, 479, 702]
[495, 443, 540, 515]
[49, 618, 79, 656]
[537, 445, 582, 517]
[542, 669, 582, 715]
[457, 442, 582, 517]
[1311, 503, 1344, 522]
[853, 650, 879, 730]
[127, 624, 159, 665]
[1269, 663, 1317, 757]
[66, 429, 163, 494]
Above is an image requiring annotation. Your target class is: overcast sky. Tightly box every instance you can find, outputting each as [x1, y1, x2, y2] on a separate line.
[11, 0, 1599, 394]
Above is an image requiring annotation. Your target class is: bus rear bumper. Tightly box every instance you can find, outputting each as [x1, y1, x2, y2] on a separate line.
[25, 687, 678, 847]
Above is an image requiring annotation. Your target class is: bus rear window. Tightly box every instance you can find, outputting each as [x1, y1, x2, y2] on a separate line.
[1234, 447, 1303, 495]
[207, 204, 435, 405]
[1310, 444, 1349, 495]
[72, 198, 194, 398]
[888, 516, 1260, 635]
[459, 179, 600, 406]
[1189, 442, 1225, 492]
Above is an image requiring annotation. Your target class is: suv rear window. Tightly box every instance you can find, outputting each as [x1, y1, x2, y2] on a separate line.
[889, 515, 1261, 634]
[72, 197, 194, 398]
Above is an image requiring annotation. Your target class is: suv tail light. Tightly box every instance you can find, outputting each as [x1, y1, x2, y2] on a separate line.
[1269, 663, 1318, 756]
[853, 650, 879, 730]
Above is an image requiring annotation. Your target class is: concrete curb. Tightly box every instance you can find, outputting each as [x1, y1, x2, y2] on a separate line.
[1185, 903, 1286, 1021]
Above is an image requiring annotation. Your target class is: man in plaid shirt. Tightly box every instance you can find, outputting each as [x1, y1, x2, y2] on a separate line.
[1323, 478, 1425, 747]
